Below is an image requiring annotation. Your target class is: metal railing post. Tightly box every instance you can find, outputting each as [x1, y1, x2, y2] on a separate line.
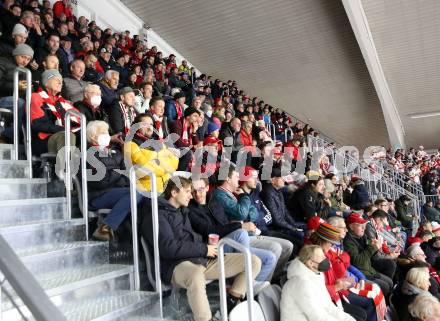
[131, 167, 162, 316]
[129, 167, 141, 293]
[13, 67, 32, 177]
[65, 111, 88, 239]
[218, 238, 254, 321]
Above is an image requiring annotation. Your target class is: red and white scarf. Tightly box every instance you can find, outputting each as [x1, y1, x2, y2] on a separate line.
[349, 282, 386, 321]
[119, 101, 135, 135]
[152, 113, 164, 139]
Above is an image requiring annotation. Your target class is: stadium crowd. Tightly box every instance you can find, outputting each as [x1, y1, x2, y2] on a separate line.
[0, 1, 440, 321]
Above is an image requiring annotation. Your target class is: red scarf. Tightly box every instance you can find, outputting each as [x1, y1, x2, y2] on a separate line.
[175, 101, 183, 119]
[119, 101, 135, 135]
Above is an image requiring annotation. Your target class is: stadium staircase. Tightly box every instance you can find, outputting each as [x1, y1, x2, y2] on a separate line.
[0, 143, 168, 321]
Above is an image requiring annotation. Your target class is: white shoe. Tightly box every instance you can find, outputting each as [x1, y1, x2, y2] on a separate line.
[253, 281, 270, 296]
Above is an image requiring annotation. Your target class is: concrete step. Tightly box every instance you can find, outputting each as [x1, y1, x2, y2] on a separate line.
[0, 160, 30, 178]
[0, 178, 48, 200]
[17, 241, 109, 276]
[0, 218, 85, 251]
[0, 197, 67, 226]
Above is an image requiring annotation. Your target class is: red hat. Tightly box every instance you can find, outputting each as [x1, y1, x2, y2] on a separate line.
[408, 237, 423, 246]
[239, 166, 259, 182]
[307, 216, 325, 231]
[203, 136, 220, 146]
[346, 213, 368, 225]
[273, 147, 283, 157]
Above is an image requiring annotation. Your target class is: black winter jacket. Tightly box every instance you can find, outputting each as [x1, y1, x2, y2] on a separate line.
[187, 197, 242, 241]
[86, 147, 129, 200]
[261, 183, 296, 231]
[289, 186, 330, 222]
[141, 197, 208, 283]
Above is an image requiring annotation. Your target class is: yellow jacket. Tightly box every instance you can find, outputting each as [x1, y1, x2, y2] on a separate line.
[125, 141, 179, 193]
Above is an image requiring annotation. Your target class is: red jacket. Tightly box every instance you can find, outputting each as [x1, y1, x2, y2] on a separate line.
[30, 90, 80, 140]
[240, 129, 253, 147]
[53, 1, 73, 19]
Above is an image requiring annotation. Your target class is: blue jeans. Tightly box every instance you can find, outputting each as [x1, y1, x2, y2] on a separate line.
[223, 229, 276, 282]
[0, 96, 25, 142]
[89, 187, 143, 230]
[347, 292, 378, 321]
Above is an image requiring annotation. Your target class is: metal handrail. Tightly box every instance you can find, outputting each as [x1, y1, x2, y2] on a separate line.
[218, 238, 254, 321]
[128, 167, 141, 292]
[128, 167, 161, 308]
[267, 123, 275, 141]
[64, 110, 88, 239]
[13, 67, 32, 177]
[0, 235, 67, 321]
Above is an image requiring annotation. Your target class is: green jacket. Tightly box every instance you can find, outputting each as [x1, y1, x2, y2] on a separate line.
[395, 198, 413, 228]
[343, 231, 378, 276]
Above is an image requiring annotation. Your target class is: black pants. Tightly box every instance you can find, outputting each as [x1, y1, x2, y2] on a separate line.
[371, 256, 397, 280]
[366, 273, 393, 297]
[342, 300, 367, 321]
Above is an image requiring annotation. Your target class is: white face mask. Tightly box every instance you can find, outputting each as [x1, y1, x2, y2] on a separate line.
[97, 134, 111, 148]
[90, 95, 102, 107]
[206, 110, 213, 118]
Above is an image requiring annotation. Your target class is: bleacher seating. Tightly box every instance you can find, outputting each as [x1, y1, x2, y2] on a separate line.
[0, 1, 439, 321]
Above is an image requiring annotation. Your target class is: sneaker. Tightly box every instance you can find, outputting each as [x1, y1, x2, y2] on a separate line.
[93, 224, 114, 241]
[253, 281, 270, 296]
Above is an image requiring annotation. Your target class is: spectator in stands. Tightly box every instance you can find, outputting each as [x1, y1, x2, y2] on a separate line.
[281, 244, 356, 321]
[97, 48, 114, 72]
[98, 69, 119, 111]
[392, 267, 431, 321]
[0, 43, 34, 142]
[423, 200, 440, 223]
[62, 59, 87, 103]
[35, 33, 68, 77]
[73, 84, 107, 122]
[83, 52, 101, 83]
[408, 292, 440, 321]
[219, 117, 243, 163]
[395, 194, 415, 229]
[169, 107, 201, 171]
[19, 10, 44, 49]
[365, 209, 401, 256]
[309, 223, 379, 321]
[239, 166, 294, 265]
[107, 86, 136, 136]
[212, 166, 292, 279]
[0, 23, 28, 57]
[0, 4, 21, 42]
[165, 91, 185, 123]
[86, 120, 141, 240]
[178, 59, 190, 75]
[344, 213, 394, 296]
[59, 36, 74, 65]
[30, 69, 79, 156]
[350, 177, 370, 210]
[141, 176, 261, 321]
[125, 113, 178, 193]
[400, 244, 440, 299]
[289, 172, 331, 222]
[188, 177, 275, 288]
[261, 166, 305, 249]
[53, 0, 73, 20]
[133, 82, 152, 114]
[148, 96, 169, 141]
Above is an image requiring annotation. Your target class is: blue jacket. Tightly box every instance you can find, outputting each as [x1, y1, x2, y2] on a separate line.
[211, 187, 259, 222]
[261, 183, 297, 231]
[165, 99, 179, 123]
[350, 183, 370, 210]
[248, 185, 272, 232]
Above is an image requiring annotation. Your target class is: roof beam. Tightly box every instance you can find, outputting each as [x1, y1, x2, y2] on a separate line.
[342, 0, 406, 149]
